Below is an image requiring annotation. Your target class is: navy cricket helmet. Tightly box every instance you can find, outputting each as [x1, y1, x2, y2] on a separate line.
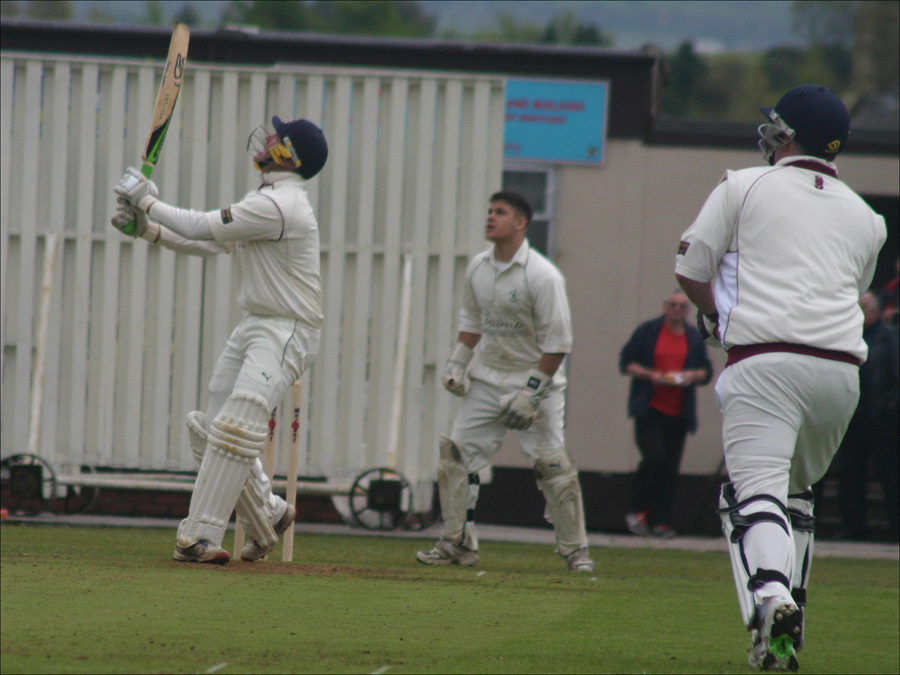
[271, 116, 328, 179]
[759, 85, 850, 161]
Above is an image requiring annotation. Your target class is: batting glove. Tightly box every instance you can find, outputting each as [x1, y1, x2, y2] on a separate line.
[114, 167, 159, 213]
[441, 342, 474, 397]
[697, 309, 722, 348]
[111, 199, 160, 243]
[111, 201, 139, 237]
[498, 368, 552, 430]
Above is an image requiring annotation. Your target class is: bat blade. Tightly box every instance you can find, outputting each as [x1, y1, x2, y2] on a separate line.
[122, 22, 189, 233]
[142, 22, 189, 171]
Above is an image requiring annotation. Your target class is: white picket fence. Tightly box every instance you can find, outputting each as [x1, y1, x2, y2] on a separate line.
[0, 52, 506, 511]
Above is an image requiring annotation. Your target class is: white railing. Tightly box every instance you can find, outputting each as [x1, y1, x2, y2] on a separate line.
[0, 53, 506, 511]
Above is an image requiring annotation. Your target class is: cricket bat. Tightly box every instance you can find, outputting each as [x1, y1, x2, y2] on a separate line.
[122, 22, 189, 234]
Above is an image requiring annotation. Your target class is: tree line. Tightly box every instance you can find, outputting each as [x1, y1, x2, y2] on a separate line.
[2, 1, 895, 122]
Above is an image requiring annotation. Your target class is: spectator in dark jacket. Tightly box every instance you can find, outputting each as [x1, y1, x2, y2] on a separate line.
[879, 257, 898, 325]
[835, 291, 899, 540]
[619, 290, 713, 537]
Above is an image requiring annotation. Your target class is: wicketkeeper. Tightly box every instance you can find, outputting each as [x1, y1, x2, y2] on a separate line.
[112, 117, 328, 564]
[417, 191, 594, 572]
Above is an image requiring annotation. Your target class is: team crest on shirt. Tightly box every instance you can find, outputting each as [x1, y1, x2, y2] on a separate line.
[221, 208, 233, 224]
[509, 290, 519, 303]
[677, 240, 690, 255]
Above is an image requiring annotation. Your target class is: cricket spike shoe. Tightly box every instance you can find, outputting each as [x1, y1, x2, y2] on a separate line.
[240, 504, 297, 562]
[748, 597, 802, 672]
[565, 547, 595, 572]
[173, 540, 230, 565]
[416, 538, 478, 566]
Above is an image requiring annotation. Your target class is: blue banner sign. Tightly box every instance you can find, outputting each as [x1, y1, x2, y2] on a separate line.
[503, 78, 609, 164]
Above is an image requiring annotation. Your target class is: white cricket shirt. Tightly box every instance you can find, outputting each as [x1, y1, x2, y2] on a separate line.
[459, 239, 572, 379]
[207, 172, 323, 330]
[675, 155, 886, 362]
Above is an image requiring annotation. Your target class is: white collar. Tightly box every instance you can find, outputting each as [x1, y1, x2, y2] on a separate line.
[259, 170, 304, 186]
[489, 238, 530, 267]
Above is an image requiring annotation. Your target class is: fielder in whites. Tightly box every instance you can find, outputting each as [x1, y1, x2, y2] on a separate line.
[675, 85, 886, 671]
[417, 192, 595, 572]
[113, 117, 328, 565]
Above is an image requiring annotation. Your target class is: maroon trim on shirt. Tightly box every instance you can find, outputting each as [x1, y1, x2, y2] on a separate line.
[783, 159, 838, 178]
[726, 342, 860, 367]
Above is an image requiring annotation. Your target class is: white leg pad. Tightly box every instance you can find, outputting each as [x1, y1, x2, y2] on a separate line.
[186, 410, 208, 465]
[787, 492, 815, 599]
[188, 409, 281, 547]
[719, 482, 795, 629]
[235, 460, 282, 549]
[535, 447, 588, 557]
[177, 394, 269, 548]
[437, 435, 479, 551]
[787, 491, 815, 650]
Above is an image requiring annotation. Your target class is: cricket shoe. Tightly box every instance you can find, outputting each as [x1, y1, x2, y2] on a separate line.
[748, 597, 802, 672]
[565, 547, 595, 572]
[416, 538, 478, 566]
[173, 540, 230, 565]
[240, 504, 297, 562]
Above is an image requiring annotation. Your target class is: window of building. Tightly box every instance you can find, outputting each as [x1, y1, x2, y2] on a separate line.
[502, 165, 556, 257]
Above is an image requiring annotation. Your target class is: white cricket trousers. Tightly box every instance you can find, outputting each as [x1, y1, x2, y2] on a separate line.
[715, 352, 859, 504]
[715, 351, 858, 608]
[208, 314, 319, 416]
[450, 365, 566, 472]
[205, 314, 320, 518]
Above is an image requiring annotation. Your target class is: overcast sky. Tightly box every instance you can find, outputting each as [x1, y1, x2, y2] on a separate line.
[65, 1, 802, 53]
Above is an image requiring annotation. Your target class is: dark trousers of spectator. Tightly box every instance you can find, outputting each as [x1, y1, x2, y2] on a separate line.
[838, 411, 896, 540]
[879, 407, 899, 541]
[630, 408, 688, 527]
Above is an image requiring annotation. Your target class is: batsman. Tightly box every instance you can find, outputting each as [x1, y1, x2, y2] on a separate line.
[676, 85, 886, 670]
[417, 192, 594, 572]
[113, 116, 328, 564]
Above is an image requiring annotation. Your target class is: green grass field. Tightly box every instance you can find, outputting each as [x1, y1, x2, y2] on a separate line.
[1, 522, 897, 674]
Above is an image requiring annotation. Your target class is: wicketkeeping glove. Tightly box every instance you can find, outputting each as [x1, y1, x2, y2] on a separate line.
[114, 167, 160, 213]
[498, 368, 552, 430]
[441, 342, 474, 397]
[697, 309, 722, 348]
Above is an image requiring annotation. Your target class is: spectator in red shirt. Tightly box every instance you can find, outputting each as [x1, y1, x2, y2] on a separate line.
[619, 290, 713, 537]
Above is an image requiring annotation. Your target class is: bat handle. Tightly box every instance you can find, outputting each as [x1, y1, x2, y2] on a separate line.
[121, 163, 155, 236]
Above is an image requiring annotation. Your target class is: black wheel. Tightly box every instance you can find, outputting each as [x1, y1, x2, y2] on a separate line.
[59, 466, 100, 514]
[349, 467, 412, 531]
[0, 453, 58, 515]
